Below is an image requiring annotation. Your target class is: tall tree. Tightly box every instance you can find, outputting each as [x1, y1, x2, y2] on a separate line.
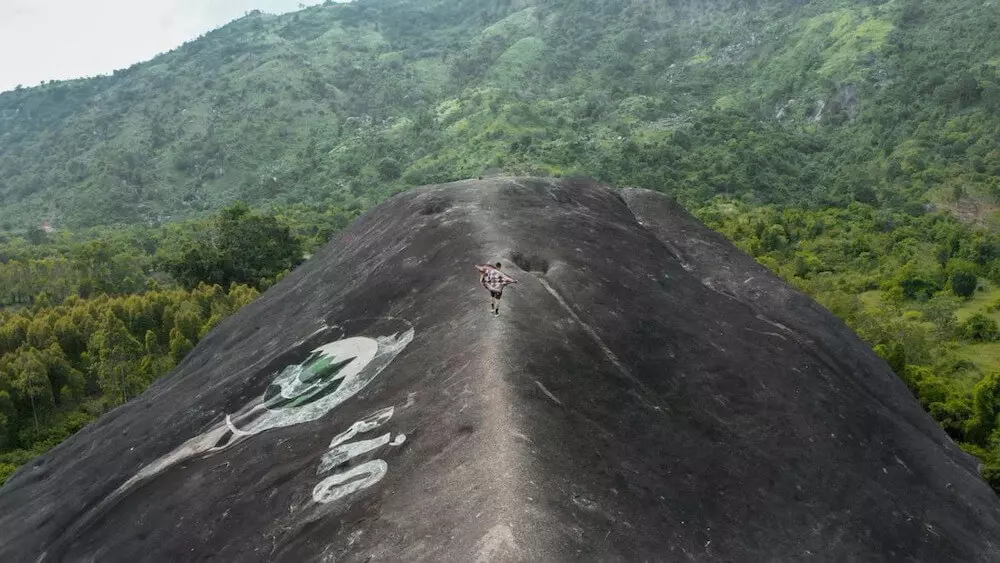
[11, 350, 53, 433]
[158, 203, 302, 289]
[89, 310, 144, 405]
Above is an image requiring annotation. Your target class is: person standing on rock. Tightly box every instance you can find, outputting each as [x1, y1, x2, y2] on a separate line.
[476, 262, 517, 315]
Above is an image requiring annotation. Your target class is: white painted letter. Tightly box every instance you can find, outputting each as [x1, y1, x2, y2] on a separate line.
[313, 460, 388, 504]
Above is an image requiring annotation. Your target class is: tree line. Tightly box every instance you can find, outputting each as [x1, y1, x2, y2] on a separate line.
[0, 202, 331, 484]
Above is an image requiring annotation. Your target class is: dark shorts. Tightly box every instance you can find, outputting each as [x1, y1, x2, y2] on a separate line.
[489, 289, 503, 299]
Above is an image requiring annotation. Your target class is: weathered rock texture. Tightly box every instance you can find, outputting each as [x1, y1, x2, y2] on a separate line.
[1, 177, 998, 562]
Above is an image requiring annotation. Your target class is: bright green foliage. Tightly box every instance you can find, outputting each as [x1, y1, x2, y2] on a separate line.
[0, 0, 999, 228]
[156, 203, 303, 290]
[70, 241, 146, 298]
[874, 342, 906, 376]
[172, 302, 203, 345]
[0, 278, 261, 485]
[0, 202, 322, 310]
[144, 330, 159, 356]
[8, 349, 52, 433]
[227, 284, 261, 310]
[0, 463, 16, 486]
[969, 371, 1000, 444]
[921, 294, 960, 339]
[0, 206, 304, 486]
[89, 311, 145, 406]
[169, 328, 195, 365]
[948, 260, 980, 299]
[963, 313, 1000, 343]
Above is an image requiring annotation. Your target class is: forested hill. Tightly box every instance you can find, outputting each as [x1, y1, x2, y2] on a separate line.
[2, 0, 999, 229]
[6, 0, 1000, 498]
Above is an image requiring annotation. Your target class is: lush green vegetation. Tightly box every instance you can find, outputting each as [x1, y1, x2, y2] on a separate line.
[2, 0, 1000, 494]
[0, 203, 337, 484]
[0, 283, 261, 483]
[1, 0, 998, 229]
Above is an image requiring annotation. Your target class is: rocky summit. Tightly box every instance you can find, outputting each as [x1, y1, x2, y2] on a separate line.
[1, 177, 998, 561]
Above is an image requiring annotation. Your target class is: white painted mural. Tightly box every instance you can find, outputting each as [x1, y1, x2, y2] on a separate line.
[38, 320, 416, 562]
[312, 406, 407, 503]
[113, 320, 415, 510]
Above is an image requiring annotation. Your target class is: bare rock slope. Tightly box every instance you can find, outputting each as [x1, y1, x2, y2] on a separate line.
[1, 177, 998, 561]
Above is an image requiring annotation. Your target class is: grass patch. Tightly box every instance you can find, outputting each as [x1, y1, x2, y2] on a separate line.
[688, 52, 712, 65]
[713, 95, 738, 111]
[412, 59, 449, 90]
[490, 37, 547, 83]
[859, 290, 883, 308]
[818, 14, 893, 78]
[481, 7, 539, 38]
[954, 283, 1000, 323]
[954, 341, 1000, 374]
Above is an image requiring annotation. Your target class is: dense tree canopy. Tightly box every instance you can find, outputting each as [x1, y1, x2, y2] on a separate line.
[156, 202, 303, 289]
[0, 281, 261, 483]
[0, 204, 311, 484]
[0, 0, 998, 229]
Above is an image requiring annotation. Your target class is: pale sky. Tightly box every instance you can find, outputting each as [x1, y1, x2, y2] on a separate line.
[0, 0, 352, 93]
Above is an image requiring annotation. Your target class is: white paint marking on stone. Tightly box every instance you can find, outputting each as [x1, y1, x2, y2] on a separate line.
[328, 407, 395, 449]
[313, 460, 388, 504]
[93, 327, 414, 533]
[225, 415, 252, 437]
[318, 434, 392, 474]
[230, 329, 412, 439]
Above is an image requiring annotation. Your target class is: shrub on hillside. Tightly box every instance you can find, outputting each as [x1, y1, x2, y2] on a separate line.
[947, 260, 979, 299]
[962, 313, 999, 342]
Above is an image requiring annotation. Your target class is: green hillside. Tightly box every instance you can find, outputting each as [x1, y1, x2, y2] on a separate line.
[1, 0, 998, 229]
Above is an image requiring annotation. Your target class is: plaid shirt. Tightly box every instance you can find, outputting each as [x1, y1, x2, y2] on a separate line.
[477, 265, 517, 292]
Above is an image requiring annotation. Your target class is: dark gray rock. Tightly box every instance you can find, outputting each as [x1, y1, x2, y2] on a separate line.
[1, 177, 998, 562]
